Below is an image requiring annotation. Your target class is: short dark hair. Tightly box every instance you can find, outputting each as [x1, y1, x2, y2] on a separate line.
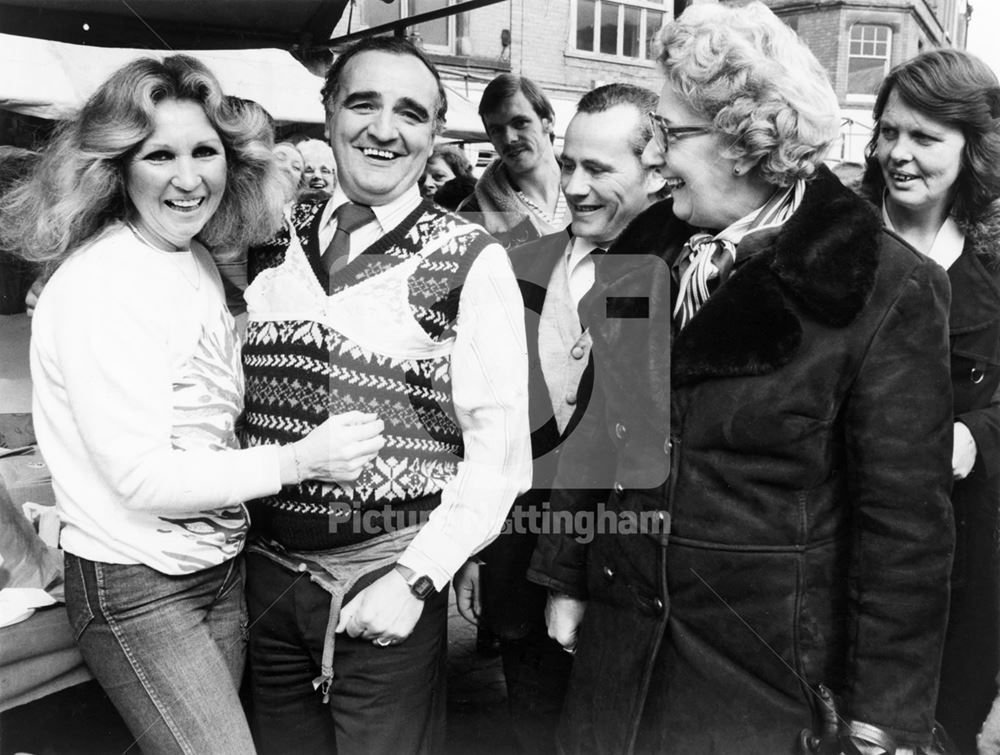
[863, 48, 1000, 224]
[576, 83, 658, 156]
[478, 73, 555, 123]
[321, 36, 448, 134]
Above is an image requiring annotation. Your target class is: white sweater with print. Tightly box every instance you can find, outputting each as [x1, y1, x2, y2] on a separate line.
[31, 224, 283, 574]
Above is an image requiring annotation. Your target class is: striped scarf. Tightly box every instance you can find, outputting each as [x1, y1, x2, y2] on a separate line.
[673, 179, 805, 329]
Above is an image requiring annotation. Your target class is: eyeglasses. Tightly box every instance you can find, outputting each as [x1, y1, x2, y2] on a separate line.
[648, 112, 713, 154]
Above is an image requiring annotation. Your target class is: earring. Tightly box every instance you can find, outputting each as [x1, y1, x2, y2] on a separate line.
[733, 166, 742, 176]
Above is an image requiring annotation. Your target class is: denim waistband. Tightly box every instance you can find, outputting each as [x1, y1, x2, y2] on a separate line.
[247, 525, 421, 702]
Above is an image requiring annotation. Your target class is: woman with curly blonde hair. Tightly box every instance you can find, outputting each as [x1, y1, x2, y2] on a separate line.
[529, 4, 954, 753]
[0, 55, 384, 754]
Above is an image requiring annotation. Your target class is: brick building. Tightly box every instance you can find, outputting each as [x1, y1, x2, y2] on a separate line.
[330, 0, 971, 160]
[765, 0, 971, 160]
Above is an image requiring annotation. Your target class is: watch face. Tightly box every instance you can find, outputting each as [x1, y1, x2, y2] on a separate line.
[412, 575, 436, 600]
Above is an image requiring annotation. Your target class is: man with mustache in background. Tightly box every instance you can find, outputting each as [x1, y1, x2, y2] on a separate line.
[459, 74, 565, 248]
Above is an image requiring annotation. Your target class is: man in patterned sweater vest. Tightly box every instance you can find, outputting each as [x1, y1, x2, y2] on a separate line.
[241, 37, 530, 755]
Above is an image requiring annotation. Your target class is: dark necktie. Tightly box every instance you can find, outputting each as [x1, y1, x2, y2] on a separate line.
[320, 202, 376, 279]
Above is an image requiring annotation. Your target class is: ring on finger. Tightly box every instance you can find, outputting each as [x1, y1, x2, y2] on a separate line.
[373, 637, 392, 647]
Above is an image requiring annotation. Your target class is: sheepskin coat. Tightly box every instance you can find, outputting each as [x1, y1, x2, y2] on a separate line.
[528, 166, 956, 754]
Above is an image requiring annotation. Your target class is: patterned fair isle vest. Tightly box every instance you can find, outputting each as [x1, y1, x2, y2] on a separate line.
[242, 199, 493, 550]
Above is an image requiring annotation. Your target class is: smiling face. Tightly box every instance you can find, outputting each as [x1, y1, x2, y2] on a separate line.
[298, 140, 336, 199]
[483, 91, 554, 179]
[326, 50, 439, 206]
[421, 155, 457, 197]
[126, 98, 227, 251]
[561, 105, 659, 247]
[642, 84, 756, 232]
[876, 89, 965, 220]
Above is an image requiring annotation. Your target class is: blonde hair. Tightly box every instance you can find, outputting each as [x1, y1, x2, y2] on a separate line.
[656, 2, 839, 186]
[0, 55, 285, 275]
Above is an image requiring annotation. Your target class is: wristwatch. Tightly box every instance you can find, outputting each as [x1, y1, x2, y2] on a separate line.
[394, 564, 437, 600]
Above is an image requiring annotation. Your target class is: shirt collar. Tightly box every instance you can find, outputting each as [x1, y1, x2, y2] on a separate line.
[882, 201, 965, 270]
[566, 235, 601, 276]
[319, 184, 423, 234]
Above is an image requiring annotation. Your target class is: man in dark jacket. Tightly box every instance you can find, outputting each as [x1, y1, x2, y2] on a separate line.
[453, 82, 664, 754]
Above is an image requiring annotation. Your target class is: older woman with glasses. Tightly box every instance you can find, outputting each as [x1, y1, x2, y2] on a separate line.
[528, 3, 954, 754]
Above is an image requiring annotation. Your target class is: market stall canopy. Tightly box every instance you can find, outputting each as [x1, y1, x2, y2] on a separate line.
[0, 33, 487, 138]
[0, 33, 327, 123]
[0, 0, 349, 49]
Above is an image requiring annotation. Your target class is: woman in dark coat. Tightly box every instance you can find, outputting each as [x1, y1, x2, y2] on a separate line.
[527, 3, 955, 754]
[861, 49, 1000, 755]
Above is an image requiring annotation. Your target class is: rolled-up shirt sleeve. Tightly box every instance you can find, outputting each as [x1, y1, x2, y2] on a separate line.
[397, 243, 531, 589]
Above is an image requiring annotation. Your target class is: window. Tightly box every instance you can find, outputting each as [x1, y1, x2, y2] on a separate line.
[847, 24, 891, 100]
[366, 0, 454, 52]
[573, 0, 668, 61]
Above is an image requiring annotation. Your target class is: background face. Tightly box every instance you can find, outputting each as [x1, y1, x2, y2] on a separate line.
[482, 90, 552, 178]
[421, 155, 456, 197]
[561, 105, 654, 247]
[126, 98, 227, 251]
[297, 140, 336, 199]
[273, 144, 303, 200]
[876, 89, 965, 219]
[327, 50, 438, 206]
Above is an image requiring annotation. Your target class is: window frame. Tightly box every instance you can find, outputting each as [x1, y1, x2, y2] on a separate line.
[364, 0, 457, 54]
[845, 23, 892, 103]
[568, 0, 669, 65]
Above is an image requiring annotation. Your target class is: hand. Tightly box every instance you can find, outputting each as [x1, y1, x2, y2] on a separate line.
[453, 560, 481, 626]
[953, 421, 977, 480]
[293, 411, 385, 484]
[545, 592, 586, 654]
[335, 569, 425, 646]
[979, 691, 1000, 754]
[25, 277, 44, 317]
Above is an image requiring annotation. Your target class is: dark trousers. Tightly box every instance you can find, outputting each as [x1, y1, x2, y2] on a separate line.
[500, 628, 574, 755]
[245, 551, 448, 755]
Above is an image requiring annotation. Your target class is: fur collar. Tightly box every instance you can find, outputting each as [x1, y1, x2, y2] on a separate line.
[672, 165, 882, 387]
[960, 199, 1000, 272]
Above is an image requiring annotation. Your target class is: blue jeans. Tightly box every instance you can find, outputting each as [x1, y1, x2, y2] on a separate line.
[64, 552, 255, 755]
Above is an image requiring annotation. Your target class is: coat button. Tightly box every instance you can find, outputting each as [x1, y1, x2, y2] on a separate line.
[571, 345, 585, 359]
[971, 368, 985, 384]
[602, 566, 614, 581]
[615, 422, 627, 439]
[652, 597, 664, 613]
[614, 482, 624, 494]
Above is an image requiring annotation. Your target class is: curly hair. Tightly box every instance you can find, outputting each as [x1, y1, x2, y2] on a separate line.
[862, 48, 1000, 225]
[656, 1, 839, 187]
[0, 54, 285, 275]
